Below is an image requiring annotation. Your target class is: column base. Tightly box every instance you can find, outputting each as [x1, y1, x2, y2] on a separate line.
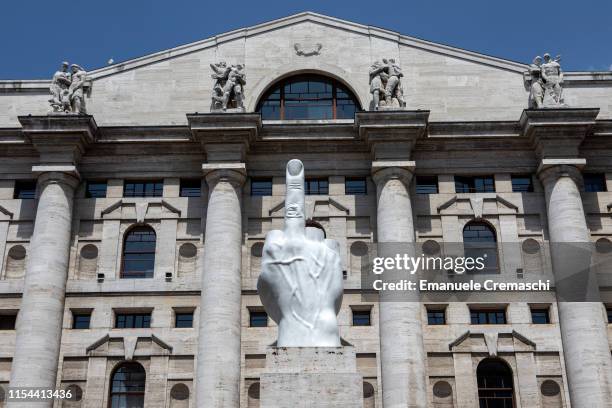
[260, 347, 363, 408]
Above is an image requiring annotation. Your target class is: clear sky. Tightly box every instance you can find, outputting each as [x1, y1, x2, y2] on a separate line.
[2, 0, 610, 79]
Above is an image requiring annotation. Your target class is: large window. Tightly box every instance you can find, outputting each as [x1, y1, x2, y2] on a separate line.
[115, 312, 151, 329]
[470, 308, 507, 324]
[477, 359, 514, 408]
[110, 363, 146, 408]
[122, 226, 156, 278]
[305, 178, 328, 195]
[455, 176, 495, 193]
[256, 74, 360, 120]
[123, 180, 163, 197]
[463, 222, 498, 273]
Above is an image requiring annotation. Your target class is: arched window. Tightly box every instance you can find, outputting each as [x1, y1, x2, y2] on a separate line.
[256, 74, 360, 120]
[109, 362, 146, 408]
[122, 226, 156, 278]
[477, 359, 514, 408]
[463, 221, 498, 273]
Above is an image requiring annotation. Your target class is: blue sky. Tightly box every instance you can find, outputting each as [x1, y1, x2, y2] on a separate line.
[2, 0, 610, 79]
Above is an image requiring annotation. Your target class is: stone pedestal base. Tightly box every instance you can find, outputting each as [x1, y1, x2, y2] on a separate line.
[260, 347, 363, 408]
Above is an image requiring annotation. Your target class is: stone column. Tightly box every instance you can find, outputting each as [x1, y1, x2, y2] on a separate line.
[195, 163, 246, 408]
[8, 116, 95, 408]
[538, 161, 612, 407]
[522, 108, 612, 407]
[8, 172, 79, 403]
[372, 162, 427, 408]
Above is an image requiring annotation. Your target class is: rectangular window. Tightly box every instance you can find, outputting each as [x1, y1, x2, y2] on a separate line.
[305, 178, 328, 195]
[115, 312, 151, 329]
[72, 312, 91, 329]
[511, 175, 534, 192]
[583, 173, 607, 192]
[179, 179, 201, 197]
[352, 309, 371, 326]
[426, 308, 446, 325]
[85, 181, 108, 198]
[249, 310, 268, 327]
[251, 178, 273, 196]
[13, 180, 37, 199]
[175, 312, 194, 328]
[470, 308, 506, 324]
[416, 176, 439, 194]
[345, 177, 367, 195]
[0, 313, 17, 330]
[455, 176, 495, 193]
[123, 180, 163, 197]
[530, 307, 550, 324]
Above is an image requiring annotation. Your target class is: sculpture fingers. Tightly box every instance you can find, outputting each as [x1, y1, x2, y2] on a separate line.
[284, 159, 306, 238]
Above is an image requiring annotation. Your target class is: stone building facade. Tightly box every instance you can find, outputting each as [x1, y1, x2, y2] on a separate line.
[0, 11, 612, 408]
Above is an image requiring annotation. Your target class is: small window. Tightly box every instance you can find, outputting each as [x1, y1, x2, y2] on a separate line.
[305, 178, 328, 195]
[115, 312, 151, 329]
[530, 307, 550, 324]
[175, 312, 194, 328]
[416, 176, 439, 194]
[85, 181, 108, 198]
[13, 180, 36, 199]
[249, 310, 268, 327]
[251, 178, 273, 196]
[123, 180, 163, 197]
[455, 176, 495, 193]
[511, 175, 534, 192]
[179, 179, 201, 197]
[0, 313, 17, 330]
[345, 177, 367, 195]
[584, 173, 607, 192]
[352, 309, 371, 326]
[72, 312, 91, 329]
[426, 307, 446, 325]
[470, 308, 507, 324]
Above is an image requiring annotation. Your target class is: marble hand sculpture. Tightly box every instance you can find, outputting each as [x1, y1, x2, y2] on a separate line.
[257, 159, 343, 347]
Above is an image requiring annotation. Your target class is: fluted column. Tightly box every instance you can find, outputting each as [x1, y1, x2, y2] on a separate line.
[538, 161, 612, 407]
[373, 162, 427, 408]
[196, 164, 246, 408]
[8, 171, 79, 406]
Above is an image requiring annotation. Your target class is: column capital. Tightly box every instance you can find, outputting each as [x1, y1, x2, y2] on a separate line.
[187, 113, 261, 162]
[371, 160, 415, 187]
[202, 162, 246, 188]
[536, 158, 586, 186]
[356, 110, 429, 161]
[520, 108, 599, 159]
[35, 171, 81, 190]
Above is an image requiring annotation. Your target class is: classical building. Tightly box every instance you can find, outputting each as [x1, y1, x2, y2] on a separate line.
[0, 11, 611, 408]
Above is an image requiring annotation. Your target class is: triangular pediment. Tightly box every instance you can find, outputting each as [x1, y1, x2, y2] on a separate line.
[88, 12, 526, 81]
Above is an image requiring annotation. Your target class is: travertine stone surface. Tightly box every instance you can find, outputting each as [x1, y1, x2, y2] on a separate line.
[372, 164, 428, 408]
[260, 347, 363, 408]
[8, 171, 79, 407]
[538, 163, 612, 408]
[195, 165, 246, 408]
